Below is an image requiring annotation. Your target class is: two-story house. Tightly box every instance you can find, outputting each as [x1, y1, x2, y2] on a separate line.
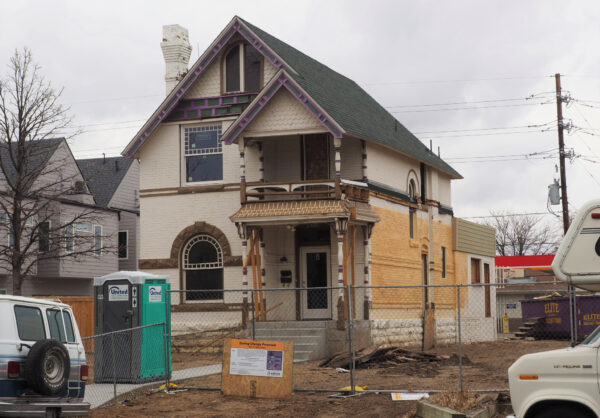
[77, 156, 140, 271]
[123, 17, 496, 348]
[0, 138, 119, 296]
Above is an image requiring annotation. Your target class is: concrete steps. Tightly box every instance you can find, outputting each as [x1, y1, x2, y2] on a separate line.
[254, 321, 329, 362]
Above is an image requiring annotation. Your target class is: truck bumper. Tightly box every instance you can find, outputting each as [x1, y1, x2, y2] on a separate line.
[0, 400, 90, 417]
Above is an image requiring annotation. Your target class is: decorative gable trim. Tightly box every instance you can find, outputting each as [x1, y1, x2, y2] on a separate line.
[123, 17, 294, 158]
[222, 70, 344, 144]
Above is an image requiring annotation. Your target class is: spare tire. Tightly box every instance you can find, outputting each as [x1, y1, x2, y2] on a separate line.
[24, 339, 70, 396]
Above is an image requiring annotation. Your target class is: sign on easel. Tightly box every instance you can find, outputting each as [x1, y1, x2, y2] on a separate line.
[222, 339, 293, 398]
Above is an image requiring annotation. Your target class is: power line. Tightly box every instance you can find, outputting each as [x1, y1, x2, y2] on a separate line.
[390, 102, 548, 113]
[364, 75, 553, 86]
[462, 212, 550, 219]
[413, 122, 555, 135]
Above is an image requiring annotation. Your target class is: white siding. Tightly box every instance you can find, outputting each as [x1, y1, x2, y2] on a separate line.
[244, 89, 325, 136]
[118, 211, 139, 271]
[183, 58, 221, 98]
[262, 136, 301, 182]
[367, 142, 420, 193]
[340, 136, 363, 180]
[109, 161, 139, 211]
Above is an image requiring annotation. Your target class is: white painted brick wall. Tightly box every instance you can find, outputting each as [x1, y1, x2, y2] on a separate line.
[245, 89, 324, 134]
[140, 191, 242, 260]
[140, 124, 180, 189]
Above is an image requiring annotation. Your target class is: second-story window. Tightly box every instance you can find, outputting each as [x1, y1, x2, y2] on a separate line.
[184, 125, 223, 183]
[224, 44, 261, 93]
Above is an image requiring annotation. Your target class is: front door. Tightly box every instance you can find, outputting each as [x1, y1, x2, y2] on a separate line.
[300, 247, 331, 319]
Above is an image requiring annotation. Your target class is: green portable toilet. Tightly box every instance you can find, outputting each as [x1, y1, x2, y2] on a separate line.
[94, 271, 172, 383]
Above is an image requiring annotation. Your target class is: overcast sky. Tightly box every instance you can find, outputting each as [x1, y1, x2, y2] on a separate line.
[2, 0, 600, 226]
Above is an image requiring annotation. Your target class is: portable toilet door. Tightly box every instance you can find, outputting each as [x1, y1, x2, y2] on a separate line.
[140, 278, 172, 379]
[94, 277, 141, 382]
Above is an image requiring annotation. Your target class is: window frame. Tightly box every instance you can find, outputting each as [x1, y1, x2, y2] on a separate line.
[471, 257, 481, 284]
[118, 230, 129, 260]
[94, 225, 102, 256]
[65, 224, 74, 254]
[14, 305, 46, 342]
[39, 220, 51, 253]
[222, 42, 263, 94]
[183, 234, 224, 302]
[441, 246, 446, 278]
[182, 125, 224, 185]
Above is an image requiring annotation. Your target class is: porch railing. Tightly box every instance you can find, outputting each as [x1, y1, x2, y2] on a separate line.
[240, 179, 369, 203]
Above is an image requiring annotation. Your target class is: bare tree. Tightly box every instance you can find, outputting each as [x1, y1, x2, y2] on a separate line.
[0, 49, 113, 295]
[481, 211, 559, 256]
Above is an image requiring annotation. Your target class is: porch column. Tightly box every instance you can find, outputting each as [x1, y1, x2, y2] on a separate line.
[363, 224, 373, 320]
[239, 140, 246, 203]
[259, 142, 264, 183]
[236, 223, 249, 327]
[335, 218, 348, 328]
[259, 231, 267, 319]
[361, 140, 368, 182]
[334, 137, 342, 199]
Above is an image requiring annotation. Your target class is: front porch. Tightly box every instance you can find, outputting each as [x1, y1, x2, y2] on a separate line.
[230, 203, 379, 325]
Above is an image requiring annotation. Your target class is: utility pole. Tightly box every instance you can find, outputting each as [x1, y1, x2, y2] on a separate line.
[555, 73, 570, 234]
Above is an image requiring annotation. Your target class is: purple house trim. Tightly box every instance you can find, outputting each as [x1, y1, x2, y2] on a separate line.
[222, 71, 344, 145]
[123, 17, 293, 158]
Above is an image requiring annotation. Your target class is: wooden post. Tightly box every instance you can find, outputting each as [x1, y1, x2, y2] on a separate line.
[363, 225, 373, 320]
[334, 137, 342, 199]
[350, 225, 356, 319]
[259, 232, 267, 321]
[241, 226, 249, 329]
[258, 142, 264, 183]
[239, 140, 247, 203]
[361, 140, 368, 183]
[335, 218, 347, 329]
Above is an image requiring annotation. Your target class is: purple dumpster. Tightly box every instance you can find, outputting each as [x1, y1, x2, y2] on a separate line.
[521, 295, 600, 339]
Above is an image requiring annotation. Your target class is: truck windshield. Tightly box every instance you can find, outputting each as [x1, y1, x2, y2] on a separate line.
[581, 326, 600, 346]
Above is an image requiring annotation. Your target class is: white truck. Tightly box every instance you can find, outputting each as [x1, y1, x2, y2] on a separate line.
[508, 200, 600, 418]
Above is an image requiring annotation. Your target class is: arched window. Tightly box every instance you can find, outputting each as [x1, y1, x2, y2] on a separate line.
[183, 235, 223, 300]
[224, 44, 261, 93]
[408, 179, 417, 202]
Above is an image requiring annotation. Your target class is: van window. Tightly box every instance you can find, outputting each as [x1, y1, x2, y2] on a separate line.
[46, 309, 76, 343]
[14, 306, 46, 341]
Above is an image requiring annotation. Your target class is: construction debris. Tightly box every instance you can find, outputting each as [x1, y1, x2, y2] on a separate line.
[320, 346, 451, 370]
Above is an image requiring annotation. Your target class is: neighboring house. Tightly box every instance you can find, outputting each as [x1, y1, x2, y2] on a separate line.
[122, 17, 496, 348]
[0, 138, 119, 296]
[495, 255, 568, 333]
[77, 156, 140, 271]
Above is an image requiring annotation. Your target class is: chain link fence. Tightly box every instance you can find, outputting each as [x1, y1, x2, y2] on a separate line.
[82, 323, 170, 408]
[84, 281, 596, 407]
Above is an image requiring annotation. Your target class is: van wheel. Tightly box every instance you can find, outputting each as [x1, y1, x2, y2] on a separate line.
[532, 404, 594, 418]
[25, 340, 70, 396]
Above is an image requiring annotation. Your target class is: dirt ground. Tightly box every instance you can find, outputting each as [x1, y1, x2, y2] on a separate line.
[90, 339, 568, 417]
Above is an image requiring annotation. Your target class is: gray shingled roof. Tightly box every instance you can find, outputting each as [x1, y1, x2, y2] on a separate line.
[240, 19, 461, 179]
[77, 157, 133, 207]
[0, 138, 64, 191]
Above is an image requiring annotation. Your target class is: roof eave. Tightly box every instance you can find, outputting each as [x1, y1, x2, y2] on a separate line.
[221, 69, 345, 144]
[122, 16, 297, 158]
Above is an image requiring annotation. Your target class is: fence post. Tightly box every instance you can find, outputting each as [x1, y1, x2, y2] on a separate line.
[164, 291, 171, 389]
[162, 322, 170, 390]
[346, 284, 356, 395]
[457, 284, 464, 393]
[251, 290, 256, 340]
[111, 333, 117, 405]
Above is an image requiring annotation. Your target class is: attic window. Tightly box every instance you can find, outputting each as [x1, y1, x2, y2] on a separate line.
[224, 44, 261, 93]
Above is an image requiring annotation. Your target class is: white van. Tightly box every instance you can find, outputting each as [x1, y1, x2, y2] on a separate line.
[0, 295, 89, 417]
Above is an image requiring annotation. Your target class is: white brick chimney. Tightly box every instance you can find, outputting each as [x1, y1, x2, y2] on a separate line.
[160, 25, 192, 95]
